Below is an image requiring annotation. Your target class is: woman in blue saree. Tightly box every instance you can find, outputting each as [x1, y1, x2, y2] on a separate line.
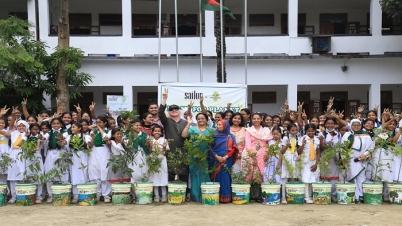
[209, 119, 238, 203]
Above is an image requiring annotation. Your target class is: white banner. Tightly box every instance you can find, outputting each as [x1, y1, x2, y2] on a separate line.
[158, 83, 247, 114]
[107, 95, 130, 118]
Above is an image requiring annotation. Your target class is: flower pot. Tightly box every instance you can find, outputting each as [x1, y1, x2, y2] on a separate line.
[134, 182, 153, 205]
[201, 182, 220, 206]
[51, 183, 72, 206]
[363, 182, 383, 205]
[336, 183, 356, 205]
[388, 183, 402, 205]
[312, 182, 332, 205]
[285, 183, 305, 205]
[167, 182, 187, 205]
[77, 183, 97, 206]
[231, 183, 251, 205]
[111, 183, 132, 205]
[261, 183, 280, 205]
[16, 184, 36, 206]
[0, 183, 7, 206]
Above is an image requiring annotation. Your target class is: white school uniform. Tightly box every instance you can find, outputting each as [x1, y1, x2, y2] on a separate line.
[7, 131, 27, 181]
[26, 135, 45, 200]
[130, 132, 149, 182]
[298, 135, 320, 183]
[88, 130, 111, 182]
[148, 137, 169, 186]
[280, 135, 298, 179]
[371, 145, 394, 182]
[67, 134, 91, 185]
[393, 135, 402, 181]
[43, 130, 69, 182]
[109, 140, 125, 181]
[0, 130, 10, 176]
[317, 130, 341, 180]
[263, 139, 283, 184]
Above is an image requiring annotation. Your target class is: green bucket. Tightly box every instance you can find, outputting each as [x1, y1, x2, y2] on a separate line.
[312, 182, 332, 205]
[134, 182, 153, 204]
[231, 183, 251, 205]
[336, 183, 356, 205]
[51, 183, 72, 206]
[167, 182, 187, 205]
[285, 183, 305, 205]
[111, 183, 132, 205]
[363, 182, 383, 205]
[201, 182, 220, 206]
[0, 183, 7, 206]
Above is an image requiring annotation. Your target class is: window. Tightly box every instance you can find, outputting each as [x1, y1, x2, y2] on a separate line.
[137, 92, 157, 115]
[99, 14, 122, 26]
[249, 14, 274, 26]
[9, 12, 28, 20]
[132, 14, 157, 36]
[170, 14, 198, 36]
[225, 14, 242, 35]
[252, 92, 276, 104]
[381, 91, 393, 112]
[281, 14, 307, 34]
[319, 13, 348, 35]
[69, 92, 94, 112]
[382, 13, 402, 35]
[69, 13, 92, 35]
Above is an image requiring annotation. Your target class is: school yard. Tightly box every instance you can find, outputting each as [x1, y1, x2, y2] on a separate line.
[1, 202, 399, 226]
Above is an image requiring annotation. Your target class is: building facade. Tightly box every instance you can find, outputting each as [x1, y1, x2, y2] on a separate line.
[1, 0, 402, 116]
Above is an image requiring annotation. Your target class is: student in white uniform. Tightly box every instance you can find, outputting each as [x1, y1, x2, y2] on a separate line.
[0, 116, 11, 184]
[263, 127, 282, 184]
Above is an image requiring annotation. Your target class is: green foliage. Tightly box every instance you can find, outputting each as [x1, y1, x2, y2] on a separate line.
[18, 140, 45, 184]
[69, 135, 91, 182]
[0, 153, 14, 174]
[319, 143, 337, 182]
[183, 132, 215, 176]
[381, 0, 402, 23]
[264, 142, 281, 183]
[244, 151, 263, 184]
[146, 148, 163, 175]
[48, 151, 73, 182]
[0, 17, 92, 112]
[167, 147, 186, 181]
[391, 145, 402, 183]
[294, 154, 304, 182]
[369, 129, 395, 182]
[333, 140, 353, 184]
[225, 161, 248, 184]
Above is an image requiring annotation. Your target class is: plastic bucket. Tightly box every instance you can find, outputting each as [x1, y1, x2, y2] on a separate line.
[231, 183, 251, 205]
[16, 184, 36, 206]
[285, 183, 305, 205]
[111, 183, 132, 205]
[0, 183, 7, 206]
[261, 183, 280, 205]
[312, 182, 332, 205]
[134, 182, 153, 205]
[363, 182, 383, 205]
[388, 183, 402, 205]
[51, 183, 72, 206]
[336, 183, 356, 205]
[201, 182, 220, 206]
[77, 183, 97, 206]
[167, 182, 187, 205]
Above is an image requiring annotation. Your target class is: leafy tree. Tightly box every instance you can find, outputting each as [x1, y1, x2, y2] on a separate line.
[0, 17, 92, 114]
[381, 0, 402, 23]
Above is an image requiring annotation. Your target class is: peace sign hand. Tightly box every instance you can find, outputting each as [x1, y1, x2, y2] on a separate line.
[89, 102, 96, 111]
[21, 98, 28, 106]
[0, 105, 10, 116]
[357, 104, 365, 113]
[74, 103, 82, 113]
[162, 88, 168, 100]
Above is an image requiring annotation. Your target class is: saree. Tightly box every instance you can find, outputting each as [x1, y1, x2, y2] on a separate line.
[209, 120, 238, 203]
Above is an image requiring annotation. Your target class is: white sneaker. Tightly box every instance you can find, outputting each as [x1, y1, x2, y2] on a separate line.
[161, 196, 167, 203]
[96, 196, 100, 202]
[46, 197, 52, 203]
[331, 197, 338, 203]
[281, 199, 287, 204]
[154, 196, 160, 203]
[104, 196, 111, 203]
[36, 199, 42, 204]
[71, 198, 78, 204]
[8, 198, 16, 204]
[383, 195, 390, 202]
[305, 198, 313, 204]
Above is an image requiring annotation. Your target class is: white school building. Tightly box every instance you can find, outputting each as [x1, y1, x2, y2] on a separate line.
[1, 0, 402, 117]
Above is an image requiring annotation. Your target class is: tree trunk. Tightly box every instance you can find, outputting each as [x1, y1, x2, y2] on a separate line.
[57, 0, 70, 112]
[215, 0, 227, 83]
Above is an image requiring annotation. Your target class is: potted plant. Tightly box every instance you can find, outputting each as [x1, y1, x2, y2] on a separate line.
[46, 151, 73, 206]
[227, 159, 251, 205]
[167, 147, 187, 204]
[261, 142, 281, 205]
[312, 143, 335, 205]
[281, 152, 305, 204]
[69, 135, 96, 206]
[389, 145, 402, 205]
[334, 140, 356, 205]
[0, 153, 14, 206]
[16, 139, 45, 206]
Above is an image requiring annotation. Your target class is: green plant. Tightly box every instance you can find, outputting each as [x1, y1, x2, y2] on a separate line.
[183, 133, 215, 179]
[18, 140, 45, 184]
[46, 151, 73, 183]
[146, 148, 163, 175]
[319, 143, 336, 182]
[390, 145, 402, 183]
[0, 153, 14, 175]
[264, 142, 281, 184]
[167, 147, 187, 182]
[333, 140, 354, 184]
[107, 136, 136, 183]
[69, 135, 92, 183]
[281, 153, 296, 182]
[295, 154, 304, 182]
[369, 128, 394, 182]
[244, 151, 263, 184]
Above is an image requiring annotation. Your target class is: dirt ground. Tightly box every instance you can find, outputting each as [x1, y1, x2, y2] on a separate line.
[1, 201, 400, 226]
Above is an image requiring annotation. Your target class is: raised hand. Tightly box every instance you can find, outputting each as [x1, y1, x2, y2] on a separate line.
[37, 114, 43, 124]
[103, 106, 110, 114]
[162, 88, 168, 100]
[227, 103, 232, 108]
[301, 109, 307, 120]
[12, 106, 19, 115]
[284, 100, 289, 111]
[199, 94, 204, 103]
[373, 104, 379, 113]
[186, 115, 193, 125]
[89, 102, 96, 112]
[297, 101, 304, 113]
[357, 104, 365, 113]
[21, 98, 28, 106]
[74, 103, 82, 113]
[188, 100, 194, 110]
[0, 105, 10, 116]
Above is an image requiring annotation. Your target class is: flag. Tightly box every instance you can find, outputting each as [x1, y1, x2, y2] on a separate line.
[201, 0, 236, 20]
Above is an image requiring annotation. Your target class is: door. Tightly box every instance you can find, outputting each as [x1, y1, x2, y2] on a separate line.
[137, 92, 158, 116]
[347, 100, 360, 119]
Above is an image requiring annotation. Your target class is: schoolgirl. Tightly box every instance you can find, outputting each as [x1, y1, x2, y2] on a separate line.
[366, 110, 381, 128]
[61, 112, 73, 135]
[43, 117, 69, 203]
[129, 119, 149, 182]
[298, 124, 320, 204]
[88, 115, 112, 203]
[141, 112, 154, 136]
[0, 116, 10, 183]
[67, 122, 91, 203]
[108, 128, 130, 183]
[147, 125, 169, 203]
[263, 127, 282, 184]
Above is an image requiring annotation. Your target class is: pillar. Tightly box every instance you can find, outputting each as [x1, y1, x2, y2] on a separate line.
[27, 0, 36, 36]
[369, 83, 381, 117]
[37, 0, 50, 39]
[122, 0, 132, 38]
[287, 83, 298, 110]
[123, 85, 133, 111]
[288, 0, 298, 37]
[370, 0, 382, 36]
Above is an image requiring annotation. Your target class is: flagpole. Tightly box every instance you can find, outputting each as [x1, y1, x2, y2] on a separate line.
[158, 0, 162, 83]
[175, 0, 179, 82]
[244, 0, 248, 85]
[220, 0, 224, 83]
[199, 0, 203, 82]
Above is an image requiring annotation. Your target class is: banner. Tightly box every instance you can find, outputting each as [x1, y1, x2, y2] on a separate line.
[158, 83, 247, 114]
[107, 95, 129, 118]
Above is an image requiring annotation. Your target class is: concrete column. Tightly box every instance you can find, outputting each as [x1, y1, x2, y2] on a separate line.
[288, 0, 298, 37]
[122, 0, 132, 38]
[123, 85, 133, 111]
[287, 84, 298, 111]
[27, 0, 36, 35]
[370, 0, 382, 36]
[37, 0, 50, 39]
[369, 83, 381, 117]
[205, 11, 214, 38]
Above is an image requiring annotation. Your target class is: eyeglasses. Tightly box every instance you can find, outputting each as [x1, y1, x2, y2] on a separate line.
[169, 107, 179, 111]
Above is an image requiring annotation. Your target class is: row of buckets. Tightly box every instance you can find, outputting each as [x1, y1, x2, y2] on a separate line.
[2, 182, 402, 206]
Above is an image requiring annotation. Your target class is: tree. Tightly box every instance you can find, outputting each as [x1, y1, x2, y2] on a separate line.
[381, 0, 402, 23]
[0, 17, 92, 114]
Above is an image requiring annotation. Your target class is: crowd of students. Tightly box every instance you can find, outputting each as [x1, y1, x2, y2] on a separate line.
[0, 91, 401, 205]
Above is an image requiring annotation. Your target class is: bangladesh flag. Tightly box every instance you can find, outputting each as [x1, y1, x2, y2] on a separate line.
[201, 0, 236, 20]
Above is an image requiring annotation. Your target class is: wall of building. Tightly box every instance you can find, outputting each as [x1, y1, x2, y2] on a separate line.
[0, 0, 27, 19]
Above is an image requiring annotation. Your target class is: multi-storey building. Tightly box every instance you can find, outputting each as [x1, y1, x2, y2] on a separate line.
[1, 0, 402, 117]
